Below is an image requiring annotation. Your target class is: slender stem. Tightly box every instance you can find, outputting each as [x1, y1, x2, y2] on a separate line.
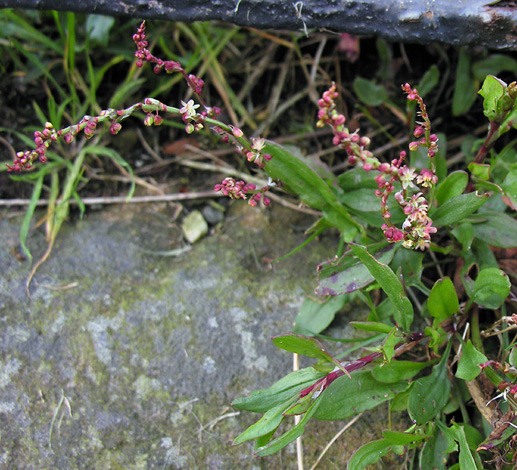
[474, 121, 501, 164]
[471, 306, 485, 354]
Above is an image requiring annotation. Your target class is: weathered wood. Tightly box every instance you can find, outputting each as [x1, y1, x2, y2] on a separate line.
[1, 0, 516, 49]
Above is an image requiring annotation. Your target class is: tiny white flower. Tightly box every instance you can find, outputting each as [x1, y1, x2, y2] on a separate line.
[179, 99, 200, 119]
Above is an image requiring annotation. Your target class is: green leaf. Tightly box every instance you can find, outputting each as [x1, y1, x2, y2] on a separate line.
[501, 164, 517, 209]
[263, 141, 362, 240]
[408, 342, 452, 425]
[293, 295, 348, 336]
[271, 335, 336, 363]
[468, 162, 490, 181]
[471, 268, 511, 309]
[339, 188, 381, 212]
[420, 425, 449, 470]
[347, 438, 393, 470]
[381, 327, 399, 363]
[478, 75, 506, 121]
[390, 386, 411, 412]
[449, 423, 480, 470]
[316, 244, 396, 296]
[471, 211, 517, 248]
[314, 370, 409, 420]
[510, 347, 517, 368]
[389, 248, 424, 288]
[19, 174, 44, 262]
[232, 367, 325, 413]
[351, 244, 414, 331]
[254, 398, 322, 456]
[417, 65, 440, 98]
[427, 277, 459, 327]
[337, 168, 378, 191]
[473, 56, 517, 82]
[382, 430, 427, 445]
[451, 223, 474, 251]
[452, 48, 478, 116]
[350, 321, 394, 334]
[233, 401, 289, 445]
[432, 192, 489, 226]
[86, 14, 115, 46]
[372, 360, 433, 384]
[353, 77, 388, 106]
[456, 340, 488, 381]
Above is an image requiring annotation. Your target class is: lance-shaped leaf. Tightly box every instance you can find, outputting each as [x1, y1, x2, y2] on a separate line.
[440, 423, 480, 470]
[271, 334, 334, 362]
[350, 244, 413, 331]
[436, 170, 468, 206]
[254, 398, 322, 456]
[432, 192, 489, 226]
[314, 370, 410, 420]
[372, 360, 434, 384]
[263, 140, 362, 241]
[233, 400, 292, 445]
[382, 430, 427, 445]
[347, 438, 398, 470]
[232, 367, 325, 413]
[470, 211, 517, 248]
[420, 424, 449, 470]
[316, 244, 396, 296]
[408, 342, 452, 425]
[293, 294, 349, 335]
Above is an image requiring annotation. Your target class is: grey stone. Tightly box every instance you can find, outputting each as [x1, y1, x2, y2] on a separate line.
[181, 210, 209, 244]
[0, 203, 403, 469]
[202, 205, 225, 225]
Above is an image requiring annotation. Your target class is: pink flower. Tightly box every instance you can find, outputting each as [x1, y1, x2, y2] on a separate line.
[417, 168, 438, 187]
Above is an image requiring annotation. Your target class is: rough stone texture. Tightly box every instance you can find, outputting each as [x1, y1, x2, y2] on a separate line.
[0, 203, 403, 469]
[0, 0, 516, 49]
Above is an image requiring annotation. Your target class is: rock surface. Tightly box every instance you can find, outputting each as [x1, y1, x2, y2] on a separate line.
[0, 0, 516, 49]
[0, 203, 400, 469]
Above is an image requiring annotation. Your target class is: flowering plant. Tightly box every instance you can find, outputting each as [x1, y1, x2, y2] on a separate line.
[6, 20, 517, 469]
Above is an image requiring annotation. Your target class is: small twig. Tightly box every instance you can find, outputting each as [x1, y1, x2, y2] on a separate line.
[0, 191, 223, 207]
[309, 37, 327, 87]
[38, 282, 79, 291]
[136, 128, 163, 162]
[88, 173, 164, 195]
[309, 413, 364, 470]
[0, 136, 17, 161]
[293, 353, 304, 470]
[428, 249, 444, 279]
[201, 410, 241, 432]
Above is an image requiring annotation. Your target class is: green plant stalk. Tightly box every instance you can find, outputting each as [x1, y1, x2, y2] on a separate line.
[470, 306, 485, 354]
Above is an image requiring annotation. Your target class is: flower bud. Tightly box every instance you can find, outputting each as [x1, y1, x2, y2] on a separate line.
[231, 126, 243, 138]
[144, 114, 154, 126]
[110, 122, 122, 135]
[413, 126, 424, 138]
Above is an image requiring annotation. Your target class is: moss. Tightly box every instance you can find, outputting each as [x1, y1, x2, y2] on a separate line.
[0, 204, 399, 469]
